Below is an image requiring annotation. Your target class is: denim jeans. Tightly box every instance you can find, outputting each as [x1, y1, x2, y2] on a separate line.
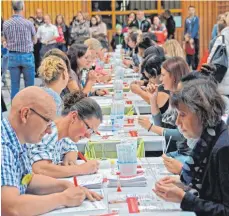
[166, 151, 189, 164]
[57, 43, 67, 52]
[1, 53, 9, 83]
[8, 52, 35, 100]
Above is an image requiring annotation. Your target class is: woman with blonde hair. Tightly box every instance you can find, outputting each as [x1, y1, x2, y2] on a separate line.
[163, 39, 185, 59]
[39, 55, 69, 115]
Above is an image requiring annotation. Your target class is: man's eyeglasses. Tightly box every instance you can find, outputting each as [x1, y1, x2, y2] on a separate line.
[79, 116, 95, 135]
[30, 108, 52, 125]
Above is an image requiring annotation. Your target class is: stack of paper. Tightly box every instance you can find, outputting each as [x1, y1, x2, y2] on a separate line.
[61, 174, 104, 189]
[43, 189, 106, 215]
[107, 173, 147, 187]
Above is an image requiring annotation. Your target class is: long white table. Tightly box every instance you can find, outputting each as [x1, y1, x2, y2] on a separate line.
[44, 158, 196, 216]
[77, 115, 165, 154]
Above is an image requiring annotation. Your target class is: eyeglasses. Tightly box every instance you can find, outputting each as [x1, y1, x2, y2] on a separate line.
[30, 108, 52, 125]
[79, 116, 95, 135]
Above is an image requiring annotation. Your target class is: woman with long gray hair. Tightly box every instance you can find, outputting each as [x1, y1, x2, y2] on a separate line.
[154, 78, 229, 216]
[27, 91, 103, 179]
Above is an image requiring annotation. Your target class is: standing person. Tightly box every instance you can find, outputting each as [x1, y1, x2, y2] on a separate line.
[89, 15, 99, 37]
[1, 18, 8, 87]
[151, 15, 168, 44]
[163, 9, 176, 39]
[123, 12, 137, 33]
[1, 86, 103, 216]
[208, 12, 229, 114]
[55, 14, 69, 52]
[37, 14, 59, 59]
[184, 5, 199, 70]
[183, 34, 195, 68]
[3, 0, 37, 100]
[34, 8, 44, 28]
[95, 15, 107, 37]
[211, 14, 226, 39]
[70, 12, 90, 45]
[34, 8, 44, 77]
[133, 10, 151, 32]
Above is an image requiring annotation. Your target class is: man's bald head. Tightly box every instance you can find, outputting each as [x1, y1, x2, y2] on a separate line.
[11, 86, 56, 117]
[36, 8, 43, 18]
[9, 87, 57, 144]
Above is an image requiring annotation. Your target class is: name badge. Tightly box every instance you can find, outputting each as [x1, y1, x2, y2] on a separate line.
[21, 173, 33, 185]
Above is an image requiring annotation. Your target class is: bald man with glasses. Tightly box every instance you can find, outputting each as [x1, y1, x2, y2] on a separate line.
[1, 86, 102, 216]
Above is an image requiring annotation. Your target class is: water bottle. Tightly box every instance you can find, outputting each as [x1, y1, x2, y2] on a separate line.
[115, 66, 124, 80]
[113, 80, 123, 100]
[110, 100, 125, 132]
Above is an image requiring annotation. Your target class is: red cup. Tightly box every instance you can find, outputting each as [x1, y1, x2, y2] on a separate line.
[126, 100, 132, 105]
[127, 118, 134, 124]
[129, 130, 138, 137]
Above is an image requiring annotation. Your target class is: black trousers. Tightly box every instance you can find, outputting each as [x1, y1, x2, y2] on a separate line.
[193, 38, 199, 70]
[34, 42, 42, 75]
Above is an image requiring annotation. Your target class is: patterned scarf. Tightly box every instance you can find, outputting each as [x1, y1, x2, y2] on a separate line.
[180, 126, 217, 191]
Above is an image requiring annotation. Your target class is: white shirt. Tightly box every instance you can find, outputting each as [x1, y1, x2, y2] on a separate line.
[37, 23, 59, 44]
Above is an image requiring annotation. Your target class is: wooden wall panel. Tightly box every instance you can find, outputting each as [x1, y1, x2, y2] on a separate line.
[217, 1, 229, 14]
[1, 0, 87, 25]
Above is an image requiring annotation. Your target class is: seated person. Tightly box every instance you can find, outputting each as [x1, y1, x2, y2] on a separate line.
[130, 55, 169, 114]
[110, 24, 126, 51]
[1, 86, 102, 216]
[138, 57, 191, 163]
[154, 78, 229, 216]
[67, 43, 108, 96]
[42, 48, 81, 94]
[39, 55, 69, 116]
[162, 64, 223, 174]
[27, 91, 102, 178]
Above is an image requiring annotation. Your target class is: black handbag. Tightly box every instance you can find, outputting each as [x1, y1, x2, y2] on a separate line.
[210, 35, 228, 83]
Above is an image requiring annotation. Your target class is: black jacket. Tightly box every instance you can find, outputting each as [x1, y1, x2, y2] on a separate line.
[130, 19, 150, 32]
[181, 121, 229, 216]
[166, 16, 176, 39]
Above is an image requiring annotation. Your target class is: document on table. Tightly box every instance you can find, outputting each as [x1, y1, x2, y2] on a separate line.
[59, 174, 104, 189]
[108, 192, 180, 212]
[43, 189, 106, 215]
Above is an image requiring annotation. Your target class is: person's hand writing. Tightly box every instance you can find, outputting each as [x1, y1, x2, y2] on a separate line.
[79, 160, 100, 174]
[62, 187, 86, 207]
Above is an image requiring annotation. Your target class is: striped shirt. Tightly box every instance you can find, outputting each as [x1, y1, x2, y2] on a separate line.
[27, 122, 78, 165]
[3, 14, 36, 53]
[1, 118, 32, 194]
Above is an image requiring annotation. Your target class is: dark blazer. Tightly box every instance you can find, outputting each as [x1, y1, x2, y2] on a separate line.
[181, 121, 229, 216]
[129, 19, 150, 32]
[166, 16, 176, 39]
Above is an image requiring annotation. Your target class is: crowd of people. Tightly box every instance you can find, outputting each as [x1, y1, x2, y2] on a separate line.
[1, 0, 229, 215]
